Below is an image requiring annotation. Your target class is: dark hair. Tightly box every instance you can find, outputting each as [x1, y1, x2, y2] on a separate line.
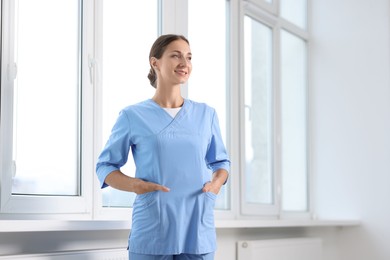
[147, 34, 190, 88]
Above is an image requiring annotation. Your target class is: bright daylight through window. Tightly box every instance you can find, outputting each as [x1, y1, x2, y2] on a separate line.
[11, 0, 81, 196]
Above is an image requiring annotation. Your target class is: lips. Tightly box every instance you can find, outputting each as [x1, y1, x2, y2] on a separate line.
[175, 69, 188, 75]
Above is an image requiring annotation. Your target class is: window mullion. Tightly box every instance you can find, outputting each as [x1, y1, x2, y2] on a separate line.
[80, 0, 95, 217]
[280, 18, 309, 40]
[160, 0, 189, 98]
[273, 22, 282, 217]
[1, 0, 17, 212]
[160, 0, 188, 36]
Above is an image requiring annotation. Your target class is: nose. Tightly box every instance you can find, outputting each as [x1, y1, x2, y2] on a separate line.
[179, 56, 190, 67]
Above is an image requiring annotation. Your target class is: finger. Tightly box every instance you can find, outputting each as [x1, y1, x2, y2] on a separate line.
[202, 183, 211, 192]
[154, 184, 170, 192]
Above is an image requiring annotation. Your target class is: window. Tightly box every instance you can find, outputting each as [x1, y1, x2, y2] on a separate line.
[1, 0, 92, 214]
[280, 0, 307, 29]
[241, 0, 309, 215]
[11, 0, 81, 196]
[0, 0, 310, 220]
[242, 16, 277, 215]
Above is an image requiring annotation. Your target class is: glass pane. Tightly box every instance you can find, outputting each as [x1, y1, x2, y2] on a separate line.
[280, 0, 307, 29]
[280, 30, 308, 211]
[244, 16, 273, 205]
[12, 0, 80, 196]
[188, 0, 230, 210]
[101, 1, 158, 207]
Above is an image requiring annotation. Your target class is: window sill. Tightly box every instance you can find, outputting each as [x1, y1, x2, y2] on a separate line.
[215, 219, 360, 228]
[0, 219, 360, 233]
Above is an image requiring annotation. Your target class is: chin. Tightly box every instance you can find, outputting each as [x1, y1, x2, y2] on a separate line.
[181, 76, 190, 83]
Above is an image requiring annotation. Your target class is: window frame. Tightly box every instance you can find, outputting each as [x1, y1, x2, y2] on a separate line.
[245, 0, 278, 15]
[239, 0, 311, 218]
[0, 0, 94, 216]
[239, 4, 281, 217]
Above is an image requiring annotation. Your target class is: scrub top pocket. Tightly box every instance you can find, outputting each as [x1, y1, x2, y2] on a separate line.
[131, 191, 160, 239]
[201, 192, 217, 230]
[133, 191, 158, 208]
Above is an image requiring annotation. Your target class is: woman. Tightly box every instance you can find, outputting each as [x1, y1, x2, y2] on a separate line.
[96, 34, 230, 260]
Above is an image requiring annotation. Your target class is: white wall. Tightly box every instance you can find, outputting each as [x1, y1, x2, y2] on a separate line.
[310, 0, 390, 259]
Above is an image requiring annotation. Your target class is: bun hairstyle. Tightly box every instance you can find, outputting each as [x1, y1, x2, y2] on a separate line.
[147, 34, 189, 88]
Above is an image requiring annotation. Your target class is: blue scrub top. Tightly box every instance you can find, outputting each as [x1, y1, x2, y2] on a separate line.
[96, 99, 230, 255]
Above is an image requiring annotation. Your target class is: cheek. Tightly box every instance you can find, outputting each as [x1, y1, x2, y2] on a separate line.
[161, 65, 173, 75]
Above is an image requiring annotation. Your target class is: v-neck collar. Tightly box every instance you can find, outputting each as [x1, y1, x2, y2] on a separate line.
[149, 98, 188, 120]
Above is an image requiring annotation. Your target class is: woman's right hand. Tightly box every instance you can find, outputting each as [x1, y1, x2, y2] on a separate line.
[104, 170, 170, 194]
[130, 177, 170, 194]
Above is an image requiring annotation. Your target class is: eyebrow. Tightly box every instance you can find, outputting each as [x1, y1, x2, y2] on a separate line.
[171, 50, 192, 56]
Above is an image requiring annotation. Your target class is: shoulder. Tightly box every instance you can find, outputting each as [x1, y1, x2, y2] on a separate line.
[186, 99, 215, 115]
[122, 99, 151, 111]
[185, 99, 217, 128]
[121, 99, 154, 116]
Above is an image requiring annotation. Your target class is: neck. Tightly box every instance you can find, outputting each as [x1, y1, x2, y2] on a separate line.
[152, 84, 183, 108]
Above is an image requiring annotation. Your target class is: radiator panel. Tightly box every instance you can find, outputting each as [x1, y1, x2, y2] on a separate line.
[237, 238, 322, 260]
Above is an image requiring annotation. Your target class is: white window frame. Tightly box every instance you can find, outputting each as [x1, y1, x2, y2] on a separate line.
[0, 0, 94, 217]
[239, 0, 311, 218]
[245, 0, 278, 15]
[239, 3, 281, 217]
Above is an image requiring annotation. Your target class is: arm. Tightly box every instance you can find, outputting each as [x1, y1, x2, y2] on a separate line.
[203, 109, 231, 194]
[96, 110, 169, 194]
[202, 169, 228, 194]
[105, 170, 170, 194]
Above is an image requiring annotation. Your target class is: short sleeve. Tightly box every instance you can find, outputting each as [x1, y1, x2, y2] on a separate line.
[205, 109, 231, 177]
[96, 110, 133, 188]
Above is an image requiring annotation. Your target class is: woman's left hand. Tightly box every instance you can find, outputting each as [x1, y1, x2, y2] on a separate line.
[202, 181, 222, 195]
[202, 169, 229, 195]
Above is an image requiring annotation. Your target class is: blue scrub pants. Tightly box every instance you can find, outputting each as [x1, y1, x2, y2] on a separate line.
[129, 252, 215, 260]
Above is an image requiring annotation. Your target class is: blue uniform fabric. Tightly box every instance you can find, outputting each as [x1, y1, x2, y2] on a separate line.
[96, 99, 230, 255]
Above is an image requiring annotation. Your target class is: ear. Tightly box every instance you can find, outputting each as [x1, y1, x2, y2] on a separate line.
[150, 57, 159, 71]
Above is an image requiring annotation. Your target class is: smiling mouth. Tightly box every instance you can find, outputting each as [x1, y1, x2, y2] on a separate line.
[175, 70, 188, 75]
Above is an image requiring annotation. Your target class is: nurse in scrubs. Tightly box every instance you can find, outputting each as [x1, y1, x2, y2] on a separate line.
[96, 34, 230, 260]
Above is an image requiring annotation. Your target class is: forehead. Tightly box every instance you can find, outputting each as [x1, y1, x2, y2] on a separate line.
[165, 39, 191, 54]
